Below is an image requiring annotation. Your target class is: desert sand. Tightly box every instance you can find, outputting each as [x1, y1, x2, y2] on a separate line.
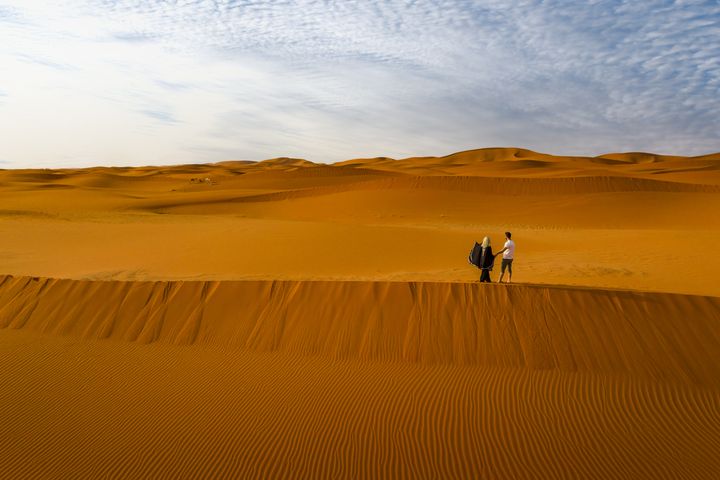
[1, 147, 719, 478]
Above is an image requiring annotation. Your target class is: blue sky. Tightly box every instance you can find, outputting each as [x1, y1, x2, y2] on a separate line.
[1, 0, 719, 167]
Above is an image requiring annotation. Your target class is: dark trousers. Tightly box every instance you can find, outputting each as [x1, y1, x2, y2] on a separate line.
[501, 259, 513, 275]
[480, 269, 491, 283]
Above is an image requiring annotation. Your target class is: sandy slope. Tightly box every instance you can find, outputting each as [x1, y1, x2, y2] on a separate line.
[1, 275, 719, 478]
[1, 148, 720, 478]
[2, 276, 720, 384]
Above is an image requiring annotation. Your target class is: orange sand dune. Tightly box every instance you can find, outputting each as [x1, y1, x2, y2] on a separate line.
[1, 147, 720, 478]
[1, 147, 719, 294]
[1, 275, 719, 383]
[338, 148, 720, 182]
[1, 275, 719, 478]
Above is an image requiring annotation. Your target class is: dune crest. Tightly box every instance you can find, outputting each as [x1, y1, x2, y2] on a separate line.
[2, 275, 718, 386]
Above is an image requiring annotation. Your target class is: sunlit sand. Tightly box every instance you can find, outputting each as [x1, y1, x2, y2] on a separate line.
[1, 147, 719, 478]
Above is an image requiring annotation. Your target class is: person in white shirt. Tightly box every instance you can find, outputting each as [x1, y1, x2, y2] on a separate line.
[495, 231, 515, 283]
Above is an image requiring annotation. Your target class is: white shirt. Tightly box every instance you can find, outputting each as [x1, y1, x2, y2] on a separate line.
[503, 240, 515, 259]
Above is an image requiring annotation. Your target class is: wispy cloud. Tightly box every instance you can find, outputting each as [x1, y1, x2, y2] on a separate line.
[109, 31, 159, 43]
[14, 52, 78, 71]
[0, 0, 718, 168]
[140, 109, 179, 125]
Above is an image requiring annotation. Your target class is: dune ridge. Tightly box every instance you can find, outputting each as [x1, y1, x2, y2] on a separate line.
[2, 275, 718, 386]
[4, 146, 720, 176]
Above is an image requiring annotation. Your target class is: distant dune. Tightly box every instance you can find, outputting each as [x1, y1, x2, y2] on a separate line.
[1, 148, 719, 478]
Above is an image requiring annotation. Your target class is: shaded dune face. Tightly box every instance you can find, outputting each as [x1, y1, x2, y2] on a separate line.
[2, 276, 719, 385]
[129, 175, 720, 212]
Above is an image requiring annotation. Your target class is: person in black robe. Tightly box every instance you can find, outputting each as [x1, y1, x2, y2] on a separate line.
[479, 236, 495, 282]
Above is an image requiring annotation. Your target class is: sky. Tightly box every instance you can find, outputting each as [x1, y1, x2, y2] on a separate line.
[1, 0, 719, 168]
